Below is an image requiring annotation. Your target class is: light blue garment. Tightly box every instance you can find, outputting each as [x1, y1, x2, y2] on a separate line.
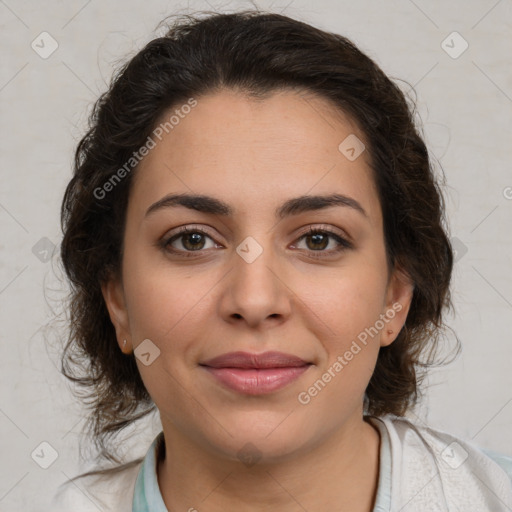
[481, 447, 512, 476]
[132, 432, 168, 511]
[132, 418, 512, 511]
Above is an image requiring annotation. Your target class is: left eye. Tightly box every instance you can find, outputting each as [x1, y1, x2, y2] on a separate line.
[292, 229, 352, 253]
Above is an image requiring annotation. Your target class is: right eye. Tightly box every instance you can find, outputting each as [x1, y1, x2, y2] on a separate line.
[160, 226, 222, 257]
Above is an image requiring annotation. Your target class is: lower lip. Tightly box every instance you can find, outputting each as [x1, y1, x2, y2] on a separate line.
[201, 365, 311, 395]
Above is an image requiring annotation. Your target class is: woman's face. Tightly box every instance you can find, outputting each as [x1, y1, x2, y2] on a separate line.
[102, 89, 412, 462]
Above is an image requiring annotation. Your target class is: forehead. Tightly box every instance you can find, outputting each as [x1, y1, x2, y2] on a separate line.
[128, 88, 379, 223]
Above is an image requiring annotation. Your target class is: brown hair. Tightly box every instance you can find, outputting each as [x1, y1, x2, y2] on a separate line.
[59, 9, 457, 465]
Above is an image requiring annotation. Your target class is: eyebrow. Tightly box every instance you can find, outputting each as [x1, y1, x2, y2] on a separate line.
[145, 192, 367, 219]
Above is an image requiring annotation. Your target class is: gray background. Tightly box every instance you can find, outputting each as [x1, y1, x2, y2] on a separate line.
[1, 0, 511, 510]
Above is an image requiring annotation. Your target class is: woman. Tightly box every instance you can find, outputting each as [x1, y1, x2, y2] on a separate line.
[53, 9, 512, 511]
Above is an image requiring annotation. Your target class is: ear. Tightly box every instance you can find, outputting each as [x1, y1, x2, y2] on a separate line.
[380, 266, 414, 347]
[100, 274, 132, 354]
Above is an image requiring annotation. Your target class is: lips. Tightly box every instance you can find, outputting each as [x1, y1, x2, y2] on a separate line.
[199, 351, 312, 395]
[200, 351, 309, 369]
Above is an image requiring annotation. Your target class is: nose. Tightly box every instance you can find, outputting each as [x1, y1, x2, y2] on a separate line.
[217, 237, 292, 329]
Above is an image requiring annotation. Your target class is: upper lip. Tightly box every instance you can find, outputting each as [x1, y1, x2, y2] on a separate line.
[200, 351, 310, 369]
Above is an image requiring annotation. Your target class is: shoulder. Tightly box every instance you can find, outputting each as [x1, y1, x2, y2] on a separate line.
[51, 460, 143, 512]
[481, 447, 512, 482]
[371, 414, 512, 511]
[387, 414, 512, 478]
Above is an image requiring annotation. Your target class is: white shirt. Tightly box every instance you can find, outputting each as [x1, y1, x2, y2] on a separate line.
[52, 414, 512, 511]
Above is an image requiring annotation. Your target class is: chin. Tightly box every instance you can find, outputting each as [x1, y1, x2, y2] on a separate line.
[202, 412, 313, 464]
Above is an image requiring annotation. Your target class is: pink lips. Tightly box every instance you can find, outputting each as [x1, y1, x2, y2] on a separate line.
[200, 351, 312, 395]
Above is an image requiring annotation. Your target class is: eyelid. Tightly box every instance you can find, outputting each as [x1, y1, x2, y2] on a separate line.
[165, 224, 220, 241]
[293, 223, 352, 244]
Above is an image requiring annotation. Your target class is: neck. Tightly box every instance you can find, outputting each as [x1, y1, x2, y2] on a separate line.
[157, 415, 381, 512]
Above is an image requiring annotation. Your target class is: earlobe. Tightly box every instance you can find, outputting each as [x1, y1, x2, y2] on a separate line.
[100, 276, 132, 353]
[380, 266, 414, 347]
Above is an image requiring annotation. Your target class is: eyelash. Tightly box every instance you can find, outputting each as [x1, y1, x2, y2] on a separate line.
[159, 225, 353, 259]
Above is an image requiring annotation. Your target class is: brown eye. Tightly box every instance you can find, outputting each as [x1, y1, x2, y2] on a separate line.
[178, 231, 207, 251]
[304, 232, 330, 251]
[162, 227, 219, 257]
[293, 227, 352, 257]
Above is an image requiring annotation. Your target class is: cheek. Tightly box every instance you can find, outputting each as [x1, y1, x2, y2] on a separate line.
[294, 261, 389, 408]
[122, 259, 215, 419]
[297, 272, 386, 411]
[300, 261, 388, 345]
[122, 248, 214, 344]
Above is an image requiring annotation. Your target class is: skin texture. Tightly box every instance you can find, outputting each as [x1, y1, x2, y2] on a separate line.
[101, 89, 413, 511]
